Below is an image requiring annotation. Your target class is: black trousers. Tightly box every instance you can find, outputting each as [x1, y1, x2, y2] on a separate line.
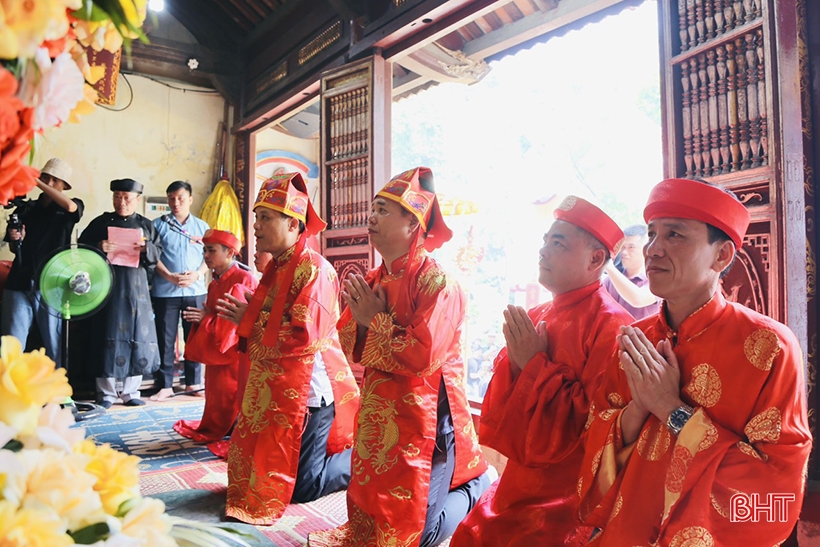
[419, 426, 491, 547]
[292, 402, 352, 503]
[152, 295, 205, 388]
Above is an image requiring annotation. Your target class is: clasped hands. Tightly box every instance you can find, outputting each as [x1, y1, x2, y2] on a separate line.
[502, 305, 548, 372]
[341, 273, 387, 328]
[619, 326, 684, 425]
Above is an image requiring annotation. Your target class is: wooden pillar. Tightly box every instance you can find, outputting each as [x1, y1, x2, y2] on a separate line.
[233, 130, 256, 265]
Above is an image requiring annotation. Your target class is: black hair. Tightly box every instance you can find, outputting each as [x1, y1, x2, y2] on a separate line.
[623, 224, 648, 238]
[690, 178, 739, 277]
[166, 180, 192, 195]
[275, 210, 306, 234]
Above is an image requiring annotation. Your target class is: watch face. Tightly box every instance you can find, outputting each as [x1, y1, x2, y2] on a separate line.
[670, 408, 691, 430]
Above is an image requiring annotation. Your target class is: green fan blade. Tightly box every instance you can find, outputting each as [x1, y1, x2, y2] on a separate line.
[39, 248, 113, 319]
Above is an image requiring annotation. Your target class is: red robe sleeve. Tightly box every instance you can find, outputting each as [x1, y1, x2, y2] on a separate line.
[360, 274, 462, 377]
[186, 274, 258, 365]
[275, 257, 339, 360]
[479, 306, 624, 466]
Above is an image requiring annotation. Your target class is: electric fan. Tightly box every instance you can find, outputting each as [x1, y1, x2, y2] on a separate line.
[37, 244, 114, 421]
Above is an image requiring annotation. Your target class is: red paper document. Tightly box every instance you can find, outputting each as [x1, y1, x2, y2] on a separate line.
[107, 227, 142, 268]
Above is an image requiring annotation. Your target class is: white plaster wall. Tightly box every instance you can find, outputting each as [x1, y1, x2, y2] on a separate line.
[0, 73, 225, 260]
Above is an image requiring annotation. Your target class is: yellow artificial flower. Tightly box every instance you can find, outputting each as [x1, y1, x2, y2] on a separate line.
[120, 497, 177, 547]
[0, 0, 52, 59]
[73, 18, 121, 52]
[69, 83, 99, 123]
[0, 0, 80, 59]
[119, 0, 147, 37]
[43, 0, 82, 43]
[21, 448, 106, 531]
[73, 0, 147, 53]
[0, 499, 73, 547]
[0, 336, 71, 435]
[75, 439, 140, 514]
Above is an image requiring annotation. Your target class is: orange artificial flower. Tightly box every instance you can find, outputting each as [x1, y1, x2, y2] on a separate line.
[0, 68, 37, 204]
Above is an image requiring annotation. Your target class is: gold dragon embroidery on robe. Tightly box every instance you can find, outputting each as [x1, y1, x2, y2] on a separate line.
[354, 377, 400, 484]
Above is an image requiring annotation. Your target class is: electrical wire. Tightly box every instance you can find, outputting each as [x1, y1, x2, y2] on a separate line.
[95, 70, 221, 113]
[97, 72, 134, 112]
[124, 72, 221, 94]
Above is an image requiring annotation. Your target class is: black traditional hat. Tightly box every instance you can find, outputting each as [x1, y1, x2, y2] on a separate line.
[110, 178, 144, 194]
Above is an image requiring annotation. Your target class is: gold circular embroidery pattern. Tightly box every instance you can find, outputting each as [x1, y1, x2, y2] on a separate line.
[599, 408, 618, 422]
[607, 392, 626, 408]
[698, 423, 718, 452]
[558, 196, 577, 211]
[608, 493, 623, 523]
[585, 403, 596, 430]
[591, 447, 603, 476]
[737, 441, 764, 461]
[637, 422, 671, 461]
[683, 363, 722, 408]
[665, 446, 694, 494]
[710, 493, 729, 519]
[744, 407, 782, 444]
[744, 329, 781, 371]
[669, 526, 714, 547]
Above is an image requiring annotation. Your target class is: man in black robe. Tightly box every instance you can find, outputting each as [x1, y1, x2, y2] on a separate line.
[79, 179, 162, 408]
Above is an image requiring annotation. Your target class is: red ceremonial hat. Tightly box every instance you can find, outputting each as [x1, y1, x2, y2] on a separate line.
[553, 196, 624, 255]
[254, 172, 326, 236]
[643, 178, 750, 248]
[376, 167, 452, 251]
[202, 229, 240, 254]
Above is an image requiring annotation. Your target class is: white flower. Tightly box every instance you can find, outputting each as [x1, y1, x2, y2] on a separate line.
[17, 47, 85, 131]
[120, 497, 177, 547]
[0, 449, 26, 507]
[19, 447, 107, 531]
[19, 403, 84, 451]
[0, 422, 18, 447]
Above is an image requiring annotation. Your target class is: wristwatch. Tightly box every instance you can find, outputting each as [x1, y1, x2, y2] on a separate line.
[666, 404, 694, 436]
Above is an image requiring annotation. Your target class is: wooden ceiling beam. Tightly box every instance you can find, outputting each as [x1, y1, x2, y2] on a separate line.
[242, 0, 270, 18]
[462, 0, 627, 60]
[224, 0, 262, 27]
[127, 37, 242, 102]
[242, 0, 316, 49]
[165, 0, 245, 49]
[356, 0, 513, 61]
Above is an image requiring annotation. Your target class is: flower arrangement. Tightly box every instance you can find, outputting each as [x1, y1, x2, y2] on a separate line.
[0, 0, 149, 204]
[0, 336, 250, 547]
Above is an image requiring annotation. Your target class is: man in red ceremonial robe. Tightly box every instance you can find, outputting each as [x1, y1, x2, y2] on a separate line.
[217, 173, 360, 525]
[578, 178, 812, 546]
[172, 230, 257, 452]
[310, 167, 491, 547]
[451, 197, 634, 547]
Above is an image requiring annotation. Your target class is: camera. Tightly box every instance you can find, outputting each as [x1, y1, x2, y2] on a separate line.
[8, 213, 21, 232]
[7, 213, 21, 253]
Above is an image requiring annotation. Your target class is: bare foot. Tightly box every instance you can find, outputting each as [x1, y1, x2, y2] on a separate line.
[150, 388, 174, 402]
[185, 385, 205, 398]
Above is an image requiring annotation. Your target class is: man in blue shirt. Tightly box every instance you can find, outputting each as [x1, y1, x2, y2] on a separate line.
[150, 181, 210, 401]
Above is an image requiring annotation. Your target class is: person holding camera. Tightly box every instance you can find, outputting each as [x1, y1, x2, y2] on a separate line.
[0, 158, 83, 366]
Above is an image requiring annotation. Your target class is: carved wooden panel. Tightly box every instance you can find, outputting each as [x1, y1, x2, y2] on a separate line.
[673, 1, 767, 179]
[233, 131, 253, 264]
[720, 227, 769, 316]
[319, 55, 392, 276]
